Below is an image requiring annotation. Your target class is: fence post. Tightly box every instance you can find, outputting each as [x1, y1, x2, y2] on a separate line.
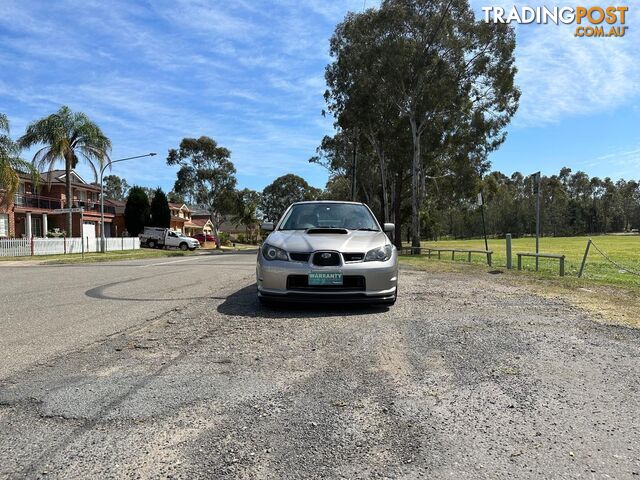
[517, 254, 522, 271]
[467, 251, 472, 262]
[64, 236, 67, 254]
[578, 239, 592, 278]
[122, 236, 124, 251]
[30, 237, 34, 256]
[487, 252, 492, 267]
[559, 256, 565, 277]
[505, 234, 512, 269]
[451, 251, 455, 261]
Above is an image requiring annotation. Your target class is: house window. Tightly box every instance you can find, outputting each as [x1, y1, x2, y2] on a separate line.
[77, 190, 86, 202]
[0, 214, 8, 237]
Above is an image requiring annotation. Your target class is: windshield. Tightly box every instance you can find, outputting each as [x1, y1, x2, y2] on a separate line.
[279, 203, 380, 231]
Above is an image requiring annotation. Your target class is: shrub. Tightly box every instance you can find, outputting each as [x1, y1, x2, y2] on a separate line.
[218, 231, 231, 246]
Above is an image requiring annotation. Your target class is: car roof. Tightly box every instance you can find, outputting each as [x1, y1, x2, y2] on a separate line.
[291, 200, 365, 206]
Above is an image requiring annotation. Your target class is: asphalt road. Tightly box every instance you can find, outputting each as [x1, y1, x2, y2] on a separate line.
[1, 253, 639, 479]
[0, 252, 257, 378]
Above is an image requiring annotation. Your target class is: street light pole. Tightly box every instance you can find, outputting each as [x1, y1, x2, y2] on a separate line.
[100, 152, 157, 252]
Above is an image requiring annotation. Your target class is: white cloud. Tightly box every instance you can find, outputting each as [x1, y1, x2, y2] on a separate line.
[470, 0, 640, 127]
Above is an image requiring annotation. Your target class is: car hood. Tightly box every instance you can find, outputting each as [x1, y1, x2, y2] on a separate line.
[264, 230, 390, 253]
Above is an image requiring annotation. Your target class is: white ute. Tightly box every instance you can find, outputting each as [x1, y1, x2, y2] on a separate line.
[139, 227, 200, 251]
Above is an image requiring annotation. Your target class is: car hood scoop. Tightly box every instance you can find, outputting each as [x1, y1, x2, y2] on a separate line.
[305, 228, 349, 234]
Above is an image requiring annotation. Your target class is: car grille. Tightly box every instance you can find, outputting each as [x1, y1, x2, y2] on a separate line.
[287, 275, 366, 291]
[290, 252, 311, 262]
[312, 251, 341, 266]
[342, 252, 364, 262]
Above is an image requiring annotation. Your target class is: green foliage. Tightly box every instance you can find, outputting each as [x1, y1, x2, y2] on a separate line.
[230, 188, 261, 243]
[149, 187, 171, 228]
[103, 175, 129, 201]
[322, 0, 520, 247]
[167, 136, 237, 247]
[322, 175, 351, 201]
[261, 174, 321, 222]
[167, 190, 185, 204]
[428, 168, 640, 240]
[17, 106, 111, 233]
[124, 186, 150, 236]
[0, 113, 39, 206]
[218, 231, 230, 246]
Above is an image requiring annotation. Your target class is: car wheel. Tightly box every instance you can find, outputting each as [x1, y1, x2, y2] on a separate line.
[147, 240, 156, 249]
[179, 242, 188, 251]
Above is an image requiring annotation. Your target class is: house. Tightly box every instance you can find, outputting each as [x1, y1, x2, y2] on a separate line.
[104, 198, 126, 237]
[0, 170, 119, 238]
[184, 208, 213, 236]
[168, 203, 192, 234]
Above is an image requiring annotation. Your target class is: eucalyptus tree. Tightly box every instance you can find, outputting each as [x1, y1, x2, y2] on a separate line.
[325, 0, 520, 248]
[0, 113, 38, 206]
[260, 174, 321, 223]
[18, 106, 111, 234]
[167, 136, 237, 248]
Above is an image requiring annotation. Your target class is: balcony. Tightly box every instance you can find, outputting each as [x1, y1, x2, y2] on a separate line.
[74, 201, 116, 215]
[13, 196, 116, 215]
[14, 194, 61, 210]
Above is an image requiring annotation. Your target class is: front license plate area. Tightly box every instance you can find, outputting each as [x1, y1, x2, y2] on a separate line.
[308, 272, 343, 286]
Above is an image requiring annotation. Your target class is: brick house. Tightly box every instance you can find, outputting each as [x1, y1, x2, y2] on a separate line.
[0, 170, 118, 238]
[168, 203, 191, 234]
[187, 208, 214, 236]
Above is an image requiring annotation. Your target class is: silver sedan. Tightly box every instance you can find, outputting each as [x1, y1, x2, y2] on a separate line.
[256, 201, 398, 305]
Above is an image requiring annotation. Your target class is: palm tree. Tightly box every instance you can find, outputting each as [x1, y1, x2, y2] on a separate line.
[0, 113, 38, 207]
[18, 106, 111, 234]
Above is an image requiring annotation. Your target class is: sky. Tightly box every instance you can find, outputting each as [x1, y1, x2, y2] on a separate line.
[0, 0, 638, 194]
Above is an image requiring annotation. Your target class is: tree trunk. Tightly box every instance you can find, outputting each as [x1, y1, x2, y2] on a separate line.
[367, 133, 390, 224]
[378, 150, 389, 223]
[211, 211, 221, 249]
[65, 158, 72, 236]
[409, 116, 421, 250]
[393, 172, 403, 249]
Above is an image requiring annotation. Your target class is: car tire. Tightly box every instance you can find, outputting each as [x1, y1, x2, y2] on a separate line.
[179, 243, 188, 251]
[147, 240, 156, 249]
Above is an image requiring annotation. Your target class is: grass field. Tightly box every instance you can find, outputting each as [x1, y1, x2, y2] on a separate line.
[401, 235, 640, 289]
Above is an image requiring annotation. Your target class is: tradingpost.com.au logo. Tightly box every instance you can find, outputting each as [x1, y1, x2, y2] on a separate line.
[481, 5, 629, 37]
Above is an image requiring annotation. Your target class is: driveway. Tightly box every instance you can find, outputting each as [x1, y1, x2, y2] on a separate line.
[1, 253, 639, 478]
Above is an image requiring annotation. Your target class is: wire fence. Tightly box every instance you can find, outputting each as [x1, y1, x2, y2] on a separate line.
[588, 239, 640, 277]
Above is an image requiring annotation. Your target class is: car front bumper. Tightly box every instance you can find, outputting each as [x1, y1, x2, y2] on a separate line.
[256, 251, 398, 303]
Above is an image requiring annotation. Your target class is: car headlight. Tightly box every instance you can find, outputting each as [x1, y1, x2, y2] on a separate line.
[262, 244, 289, 261]
[365, 244, 393, 262]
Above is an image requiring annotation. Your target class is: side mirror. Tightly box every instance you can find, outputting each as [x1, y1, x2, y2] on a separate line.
[383, 223, 395, 233]
[261, 222, 275, 232]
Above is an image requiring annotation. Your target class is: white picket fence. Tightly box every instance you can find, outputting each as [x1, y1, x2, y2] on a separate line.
[0, 237, 140, 257]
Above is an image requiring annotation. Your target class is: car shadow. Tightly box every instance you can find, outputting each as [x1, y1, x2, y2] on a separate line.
[217, 283, 390, 319]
